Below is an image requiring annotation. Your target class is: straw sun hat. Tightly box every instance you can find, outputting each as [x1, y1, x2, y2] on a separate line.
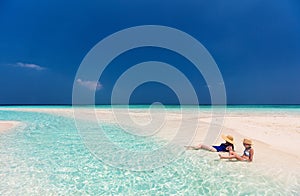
[243, 138, 253, 145]
[221, 134, 234, 144]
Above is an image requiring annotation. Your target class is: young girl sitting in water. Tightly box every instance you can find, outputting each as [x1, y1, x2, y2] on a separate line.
[219, 139, 254, 162]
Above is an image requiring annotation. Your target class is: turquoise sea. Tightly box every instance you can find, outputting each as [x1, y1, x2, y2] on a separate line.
[0, 105, 299, 195]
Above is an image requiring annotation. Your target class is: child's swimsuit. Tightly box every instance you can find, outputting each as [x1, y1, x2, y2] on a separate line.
[243, 148, 251, 157]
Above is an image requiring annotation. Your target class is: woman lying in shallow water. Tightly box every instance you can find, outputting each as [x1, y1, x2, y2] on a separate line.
[219, 139, 254, 162]
[185, 135, 235, 152]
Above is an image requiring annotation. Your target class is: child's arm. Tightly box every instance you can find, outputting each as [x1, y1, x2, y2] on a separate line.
[248, 149, 254, 162]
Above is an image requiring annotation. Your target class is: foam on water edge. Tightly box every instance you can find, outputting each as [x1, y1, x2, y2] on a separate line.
[0, 108, 299, 195]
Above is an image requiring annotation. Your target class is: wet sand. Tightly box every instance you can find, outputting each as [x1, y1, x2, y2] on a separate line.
[0, 121, 20, 133]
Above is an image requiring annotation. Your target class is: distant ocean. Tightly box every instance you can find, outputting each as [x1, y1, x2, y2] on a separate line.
[1, 104, 300, 110]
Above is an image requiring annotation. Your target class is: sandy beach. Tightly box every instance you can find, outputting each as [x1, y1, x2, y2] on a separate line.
[1, 106, 299, 194]
[0, 121, 20, 133]
[1, 107, 300, 172]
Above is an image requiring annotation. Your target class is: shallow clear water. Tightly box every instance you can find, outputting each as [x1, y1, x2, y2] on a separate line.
[0, 106, 299, 195]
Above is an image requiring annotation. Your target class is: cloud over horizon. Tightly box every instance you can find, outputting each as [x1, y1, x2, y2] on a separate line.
[76, 78, 102, 91]
[16, 62, 46, 71]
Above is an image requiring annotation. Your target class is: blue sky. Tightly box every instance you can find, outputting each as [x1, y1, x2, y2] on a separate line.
[0, 0, 300, 105]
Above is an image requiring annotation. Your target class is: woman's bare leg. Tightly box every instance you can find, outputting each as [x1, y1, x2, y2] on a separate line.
[219, 152, 247, 161]
[185, 144, 217, 152]
[185, 145, 202, 150]
[201, 144, 217, 152]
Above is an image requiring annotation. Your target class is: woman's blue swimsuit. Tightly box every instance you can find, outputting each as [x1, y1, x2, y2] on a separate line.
[212, 143, 229, 152]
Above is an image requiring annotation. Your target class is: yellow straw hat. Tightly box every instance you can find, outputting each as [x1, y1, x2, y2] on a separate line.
[243, 138, 253, 145]
[221, 134, 234, 144]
